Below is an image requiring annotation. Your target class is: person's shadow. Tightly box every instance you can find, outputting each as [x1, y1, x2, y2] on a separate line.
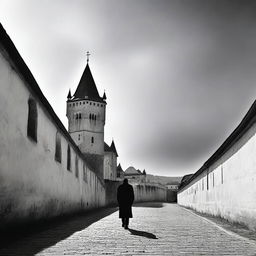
[128, 228, 158, 239]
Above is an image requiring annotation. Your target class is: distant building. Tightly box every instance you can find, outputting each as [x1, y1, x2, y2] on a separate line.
[104, 141, 118, 180]
[66, 61, 119, 180]
[124, 166, 146, 183]
[116, 163, 125, 180]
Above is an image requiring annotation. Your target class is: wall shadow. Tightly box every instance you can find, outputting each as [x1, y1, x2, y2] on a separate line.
[133, 202, 164, 208]
[128, 228, 158, 239]
[0, 207, 118, 256]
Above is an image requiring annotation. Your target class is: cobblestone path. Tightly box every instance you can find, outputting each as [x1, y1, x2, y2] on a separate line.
[1, 203, 256, 255]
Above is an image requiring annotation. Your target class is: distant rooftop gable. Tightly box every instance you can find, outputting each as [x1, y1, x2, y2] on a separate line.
[117, 163, 124, 172]
[110, 140, 118, 157]
[125, 166, 142, 175]
[73, 63, 104, 102]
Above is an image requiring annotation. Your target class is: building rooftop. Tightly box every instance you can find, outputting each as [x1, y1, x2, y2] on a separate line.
[73, 63, 104, 102]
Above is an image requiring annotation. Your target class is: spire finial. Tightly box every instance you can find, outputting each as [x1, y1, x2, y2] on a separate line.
[86, 51, 91, 63]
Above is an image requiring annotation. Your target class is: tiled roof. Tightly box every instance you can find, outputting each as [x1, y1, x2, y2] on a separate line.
[73, 64, 104, 102]
[110, 141, 118, 157]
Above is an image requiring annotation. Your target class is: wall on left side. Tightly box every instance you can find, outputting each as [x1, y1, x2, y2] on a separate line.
[0, 31, 106, 230]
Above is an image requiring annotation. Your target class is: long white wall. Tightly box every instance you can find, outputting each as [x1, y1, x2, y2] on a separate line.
[0, 46, 105, 229]
[178, 121, 256, 230]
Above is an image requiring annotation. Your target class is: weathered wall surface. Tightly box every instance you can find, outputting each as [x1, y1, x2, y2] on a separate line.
[178, 121, 256, 230]
[104, 152, 117, 180]
[133, 183, 167, 203]
[0, 45, 105, 229]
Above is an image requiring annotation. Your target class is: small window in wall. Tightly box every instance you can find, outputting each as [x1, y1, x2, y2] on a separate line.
[91, 137, 94, 144]
[221, 165, 224, 184]
[67, 145, 71, 171]
[83, 163, 87, 182]
[27, 98, 38, 142]
[207, 171, 209, 190]
[55, 132, 62, 163]
[75, 155, 79, 178]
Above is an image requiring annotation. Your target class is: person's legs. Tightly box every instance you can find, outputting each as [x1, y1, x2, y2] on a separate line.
[124, 218, 129, 229]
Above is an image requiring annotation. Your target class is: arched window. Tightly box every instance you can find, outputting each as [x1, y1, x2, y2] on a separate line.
[27, 98, 38, 142]
[83, 163, 87, 182]
[75, 113, 78, 120]
[89, 114, 91, 120]
[55, 131, 62, 163]
[67, 145, 71, 171]
[79, 113, 81, 119]
[91, 137, 94, 144]
[75, 155, 79, 178]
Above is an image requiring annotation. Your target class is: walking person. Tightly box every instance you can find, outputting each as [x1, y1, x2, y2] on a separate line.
[117, 178, 134, 229]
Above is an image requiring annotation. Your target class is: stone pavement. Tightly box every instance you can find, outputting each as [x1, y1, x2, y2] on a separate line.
[1, 203, 256, 256]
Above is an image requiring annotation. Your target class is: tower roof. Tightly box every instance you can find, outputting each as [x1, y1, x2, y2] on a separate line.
[110, 140, 118, 157]
[73, 64, 104, 102]
[117, 163, 124, 172]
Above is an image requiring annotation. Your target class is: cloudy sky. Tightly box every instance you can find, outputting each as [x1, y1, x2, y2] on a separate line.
[1, 0, 256, 176]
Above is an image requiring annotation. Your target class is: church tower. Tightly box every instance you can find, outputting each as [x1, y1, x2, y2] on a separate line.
[66, 57, 106, 178]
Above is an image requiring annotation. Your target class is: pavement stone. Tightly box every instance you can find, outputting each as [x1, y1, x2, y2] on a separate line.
[0, 203, 256, 255]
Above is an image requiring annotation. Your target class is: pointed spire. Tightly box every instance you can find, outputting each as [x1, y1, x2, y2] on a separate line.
[103, 90, 107, 101]
[67, 89, 72, 99]
[117, 163, 123, 172]
[110, 140, 118, 157]
[73, 63, 103, 101]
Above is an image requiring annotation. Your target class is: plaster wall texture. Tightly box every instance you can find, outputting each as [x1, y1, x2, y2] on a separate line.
[0, 50, 105, 229]
[178, 122, 256, 230]
[66, 100, 105, 155]
[104, 152, 117, 180]
[133, 184, 167, 202]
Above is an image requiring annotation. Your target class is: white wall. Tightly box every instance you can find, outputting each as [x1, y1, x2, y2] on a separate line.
[178, 122, 256, 230]
[104, 152, 117, 180]
[0, 48, 105, 229]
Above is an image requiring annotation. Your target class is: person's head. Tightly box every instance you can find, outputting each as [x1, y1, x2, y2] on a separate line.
[123, 178, 128, 184]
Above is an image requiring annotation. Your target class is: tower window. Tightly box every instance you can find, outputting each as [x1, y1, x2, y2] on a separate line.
[55, 132, 62, 163]
[83, 163, 87, 182]
[91, 137, 94, 143]
[78, 134, 80, 141]
[79, 113, 81, 119]
[75, 155, 79, 178]
[83, 102, 85, 105]
[27, 98, 38, 142]
[73, 103, 75, 107]
[67, 145, 71, 171]
[80, 102, 81, 105]
[76, 103, 78, 106]
[93, 103, 95, 106]
[90, 102, 92, 105]
[97, 104, 99, 106]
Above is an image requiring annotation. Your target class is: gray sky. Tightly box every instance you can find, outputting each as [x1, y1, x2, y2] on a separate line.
[1, 0, 256, 176]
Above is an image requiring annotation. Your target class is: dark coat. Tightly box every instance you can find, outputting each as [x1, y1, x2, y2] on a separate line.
[117, 183, 134, 218]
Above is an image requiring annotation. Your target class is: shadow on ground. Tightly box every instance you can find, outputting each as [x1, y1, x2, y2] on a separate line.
[0, 207, 118, 256]
[128, 228, 158, 239]
[133, 202, 165, 208]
